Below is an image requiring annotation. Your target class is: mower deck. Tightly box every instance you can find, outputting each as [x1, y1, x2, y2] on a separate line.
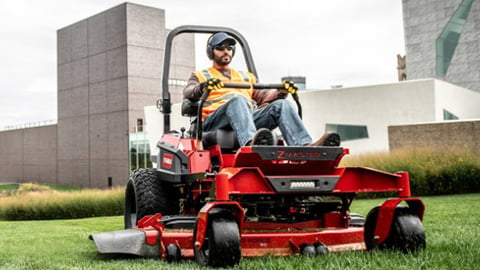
[159, 226, 365, 258]
[91, 214, 366, 259]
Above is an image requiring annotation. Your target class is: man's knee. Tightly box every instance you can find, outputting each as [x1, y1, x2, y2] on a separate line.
[229, 95, 250, 104]
[271, 99, 295, 112]
[226, 95, 251, 109]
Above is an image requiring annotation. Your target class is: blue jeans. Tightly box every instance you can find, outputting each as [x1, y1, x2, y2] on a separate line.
[202, 96, 312, 146]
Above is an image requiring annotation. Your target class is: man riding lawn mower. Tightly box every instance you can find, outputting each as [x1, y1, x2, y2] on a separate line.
[90, 25, 426, 268]
[183, 31, 341, 148]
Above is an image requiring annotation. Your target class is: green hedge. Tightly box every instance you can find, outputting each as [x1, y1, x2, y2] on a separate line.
[0, 188, 124, 221]
[2, 148, 479, 220]
[341, 147, 480, 196]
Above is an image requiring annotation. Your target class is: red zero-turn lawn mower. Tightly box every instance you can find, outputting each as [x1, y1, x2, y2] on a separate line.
[90, 25, 426, 267]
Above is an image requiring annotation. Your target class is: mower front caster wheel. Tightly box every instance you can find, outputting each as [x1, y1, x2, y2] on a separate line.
[364, 206, 426, 253]
[194, 217, 241, 267]
[166, 244, 181, 262]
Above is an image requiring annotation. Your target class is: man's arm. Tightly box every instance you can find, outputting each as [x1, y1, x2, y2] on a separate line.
[183, 73, 203, 100]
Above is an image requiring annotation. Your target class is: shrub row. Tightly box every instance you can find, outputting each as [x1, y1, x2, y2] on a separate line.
[2, 148, 479, 220]
[341, 147, 480, 196]
[0, 188, 124, 221]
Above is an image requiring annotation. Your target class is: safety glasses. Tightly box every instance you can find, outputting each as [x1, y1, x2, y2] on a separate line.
[214, 44, 234, 51]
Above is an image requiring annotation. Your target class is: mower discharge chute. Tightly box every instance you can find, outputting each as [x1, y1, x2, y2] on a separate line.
[90, 25, 426, 267]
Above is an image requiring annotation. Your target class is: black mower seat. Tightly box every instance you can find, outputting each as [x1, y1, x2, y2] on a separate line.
[202, 128, 240, 150]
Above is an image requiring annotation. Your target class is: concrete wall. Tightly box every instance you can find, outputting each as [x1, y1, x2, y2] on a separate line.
[0, 125, 57, 184]
[389, 120, 480, 156]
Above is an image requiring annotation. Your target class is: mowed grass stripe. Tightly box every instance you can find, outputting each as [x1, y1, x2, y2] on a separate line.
[1, 194, 479, 269]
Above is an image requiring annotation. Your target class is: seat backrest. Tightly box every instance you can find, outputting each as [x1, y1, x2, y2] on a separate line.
[181, 98, 199, 117]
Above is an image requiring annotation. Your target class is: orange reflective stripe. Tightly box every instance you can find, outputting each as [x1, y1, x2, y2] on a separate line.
[194, 67, 256, 119]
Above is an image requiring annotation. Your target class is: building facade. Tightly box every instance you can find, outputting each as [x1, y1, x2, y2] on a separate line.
[0, 125, 57, 185]
[56, 3, 194, 188]
[0, 3, 195, 187]
[145, 78, 480, 156]
[2, 1, 480, 188]
[403, 0, 480, 92]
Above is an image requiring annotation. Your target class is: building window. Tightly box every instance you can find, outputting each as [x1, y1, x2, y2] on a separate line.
[168, 79, 188, 87]
[435, 0, 475, 77]
[129, 131, 152, 171]
[325, 124, 369, 142]
[137, 118, 143, 132]
[443, 109, 459, 120]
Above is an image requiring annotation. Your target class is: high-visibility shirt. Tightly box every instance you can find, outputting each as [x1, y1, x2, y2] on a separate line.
[194, 67, 256, 119]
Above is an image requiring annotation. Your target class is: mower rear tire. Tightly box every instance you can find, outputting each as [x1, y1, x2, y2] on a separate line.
[364, 206, 381, 250]
[124, 168, 179, 228]
[364, 206, 426, 253]
[194, 217, 241, 267]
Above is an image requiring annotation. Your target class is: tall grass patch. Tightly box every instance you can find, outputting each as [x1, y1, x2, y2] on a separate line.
[0, 188, 124, 220]
[341, 147, 480, 196]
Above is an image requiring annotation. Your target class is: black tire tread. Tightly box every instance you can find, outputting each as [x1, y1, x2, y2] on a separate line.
[124, 168, 179, 228]
[194, 217, 241, 267]
[385, 207, 426, 253]
[364, 206, 426, 253]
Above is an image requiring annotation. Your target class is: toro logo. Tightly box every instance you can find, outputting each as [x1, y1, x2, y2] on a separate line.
[161, 153, 174, 169]
[276, 150, 321, 160]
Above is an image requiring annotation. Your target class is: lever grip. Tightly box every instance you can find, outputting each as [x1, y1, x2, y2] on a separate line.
[223, 82, 284, 89]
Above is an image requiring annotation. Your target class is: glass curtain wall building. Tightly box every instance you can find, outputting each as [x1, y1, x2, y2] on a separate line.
[403, 0, 480, 92]
[435, 0, 476, 76]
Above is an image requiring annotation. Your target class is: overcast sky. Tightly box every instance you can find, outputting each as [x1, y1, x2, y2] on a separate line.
[0, 0, 405, 128]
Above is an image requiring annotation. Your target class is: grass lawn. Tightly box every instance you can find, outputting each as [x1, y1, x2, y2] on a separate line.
[1, 194, 479, 269]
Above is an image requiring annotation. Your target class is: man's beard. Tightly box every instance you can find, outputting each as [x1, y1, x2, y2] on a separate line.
[213, 53, 231, 66]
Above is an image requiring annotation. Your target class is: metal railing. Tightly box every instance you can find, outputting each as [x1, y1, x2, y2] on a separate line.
[0, 120, 57, 131]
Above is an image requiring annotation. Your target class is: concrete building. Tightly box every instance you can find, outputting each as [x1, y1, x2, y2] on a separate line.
[149, 78, 480, 156]
[403, 0, 480, 92]
[56, 3, 194, 188]
[300, 79, 480, 154]
[0, 3, 194, 187]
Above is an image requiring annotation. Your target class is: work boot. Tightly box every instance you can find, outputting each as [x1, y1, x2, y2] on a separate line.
[308, 132, 341, 146]
[251, 128, 276, 146]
